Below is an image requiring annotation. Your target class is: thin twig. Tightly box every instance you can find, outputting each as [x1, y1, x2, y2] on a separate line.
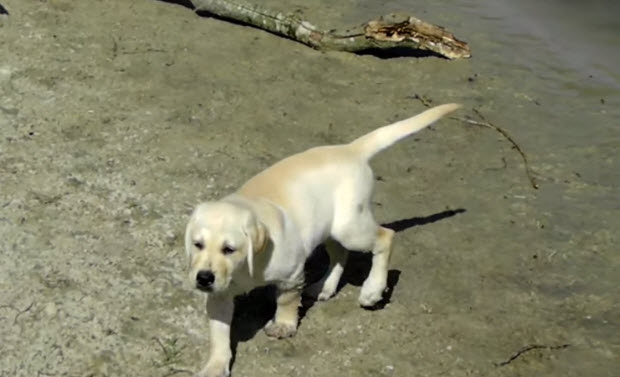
[495, 343, 570, 366]
[410, 94, 433, 108]
[13, 302, 34, 324]
[410, 94, 539, 189]
[471, 108, 538, 189]
[153, 337, 169, 355]
[449, 116, 488, 127]
[162, 368, 193, 377]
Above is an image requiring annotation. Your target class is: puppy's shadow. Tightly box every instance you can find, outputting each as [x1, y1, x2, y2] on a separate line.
[229, 286, 276, 366]
[382, 208, 466, 232]
[229, 208, 465, 365]
[304, 208, 466, 311]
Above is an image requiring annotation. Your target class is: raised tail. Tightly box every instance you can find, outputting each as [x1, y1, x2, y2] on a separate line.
[348, 103, 461, 160]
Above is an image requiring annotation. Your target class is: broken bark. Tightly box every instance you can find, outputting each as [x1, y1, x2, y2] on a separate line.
[189, 0, 471, 59]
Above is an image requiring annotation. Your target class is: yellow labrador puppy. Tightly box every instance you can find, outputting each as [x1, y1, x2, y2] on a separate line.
[185, 104, 460, 377]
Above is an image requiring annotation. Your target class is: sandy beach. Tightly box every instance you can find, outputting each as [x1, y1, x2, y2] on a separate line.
[0, 0, 618, 376]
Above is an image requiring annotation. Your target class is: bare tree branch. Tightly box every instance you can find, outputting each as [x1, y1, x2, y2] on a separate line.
[189, 0, 471, 59]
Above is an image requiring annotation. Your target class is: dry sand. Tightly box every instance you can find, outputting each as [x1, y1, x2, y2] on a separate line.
[0, 1, 618, 376]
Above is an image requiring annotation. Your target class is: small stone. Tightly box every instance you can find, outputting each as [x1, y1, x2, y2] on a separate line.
[44, 302, 58, 317]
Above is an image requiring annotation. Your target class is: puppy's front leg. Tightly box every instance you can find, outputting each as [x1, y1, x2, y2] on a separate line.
[199, 295, 234, 377]
[264, 288, 301, 339]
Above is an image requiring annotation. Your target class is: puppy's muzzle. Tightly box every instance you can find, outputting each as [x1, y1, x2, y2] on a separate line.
[196, 270, 215, 292]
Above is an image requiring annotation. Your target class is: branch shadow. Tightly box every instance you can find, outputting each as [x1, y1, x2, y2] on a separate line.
[158, 0, 194, 9]
[355, 47, 447, 60]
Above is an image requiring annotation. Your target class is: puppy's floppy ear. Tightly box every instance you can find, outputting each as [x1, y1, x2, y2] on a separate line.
[251, 220, 268, 254]
[185, 203, 206, 260]
[244, 219, 268, 277]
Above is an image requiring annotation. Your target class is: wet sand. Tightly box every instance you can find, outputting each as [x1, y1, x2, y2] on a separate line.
[0, 1, 618, 376]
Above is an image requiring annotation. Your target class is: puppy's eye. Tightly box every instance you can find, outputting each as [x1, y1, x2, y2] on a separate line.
[222, 246, 236, 254]
[194, 241, 204, 250]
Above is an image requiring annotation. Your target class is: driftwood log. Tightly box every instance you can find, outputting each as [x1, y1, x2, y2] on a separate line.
[190, 0, 471, 59]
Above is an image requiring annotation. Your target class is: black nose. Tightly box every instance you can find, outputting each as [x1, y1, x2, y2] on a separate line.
[196, 270, 215, 288]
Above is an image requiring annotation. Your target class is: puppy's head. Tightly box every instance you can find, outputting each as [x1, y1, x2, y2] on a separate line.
[185, 201, 267, 293]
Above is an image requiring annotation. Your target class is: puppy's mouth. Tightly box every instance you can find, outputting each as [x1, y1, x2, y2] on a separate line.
[195, 283, 214, 293]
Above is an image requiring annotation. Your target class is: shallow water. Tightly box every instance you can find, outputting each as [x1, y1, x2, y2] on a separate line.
[477, 0, 620, 90]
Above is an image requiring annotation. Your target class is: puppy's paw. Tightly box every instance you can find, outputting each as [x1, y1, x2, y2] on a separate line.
[264, 320, 297, 339]
[358, 280, 385, 307]
[318, 279, 339, 301]
[305, 279, 337, 301]
[317, 289, 336, 301]
[197, 358, 230, 377]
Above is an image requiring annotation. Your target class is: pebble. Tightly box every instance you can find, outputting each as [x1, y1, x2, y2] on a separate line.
[44, 302, 58, 317]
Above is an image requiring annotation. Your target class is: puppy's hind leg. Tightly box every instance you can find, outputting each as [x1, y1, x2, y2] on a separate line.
[264, 288, 301, 339]
[333, 216, 394, 308]
[358, 226, 394, 307]
[307, 239, 348, 301]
